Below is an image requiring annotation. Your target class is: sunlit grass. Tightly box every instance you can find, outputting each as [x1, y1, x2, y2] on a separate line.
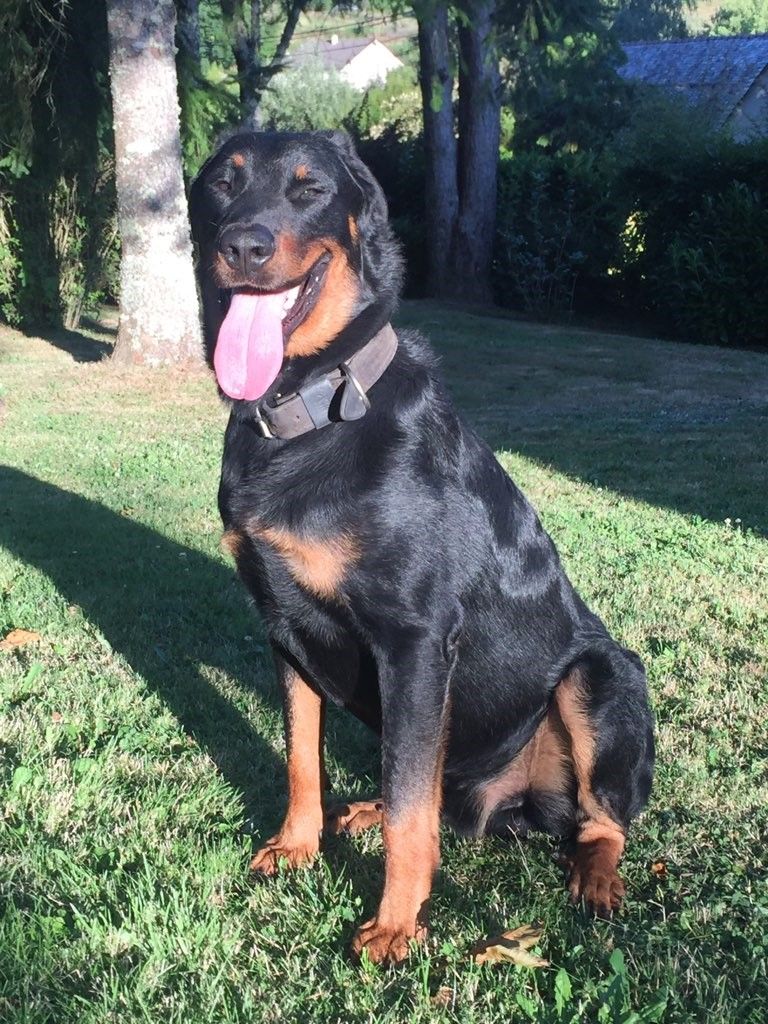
[1, 305, 766, 1022]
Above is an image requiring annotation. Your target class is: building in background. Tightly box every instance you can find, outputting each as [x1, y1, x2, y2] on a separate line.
[619, 34, 768, 141]
[290, 35, 404, 90]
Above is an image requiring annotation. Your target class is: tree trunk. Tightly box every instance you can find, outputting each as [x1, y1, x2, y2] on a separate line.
[176, 0, 200, 64]
[106, 0, 202, 365]
[452, 0, 501, 302]
[417, 2, 459, 297]
[221, 0, 308, 122]
[220, 0, 257, 119]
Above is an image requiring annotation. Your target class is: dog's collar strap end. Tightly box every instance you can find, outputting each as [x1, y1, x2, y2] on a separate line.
[254, 323, 397, 440]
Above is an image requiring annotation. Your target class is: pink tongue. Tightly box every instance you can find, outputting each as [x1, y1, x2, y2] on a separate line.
[214, 291, 287, 401]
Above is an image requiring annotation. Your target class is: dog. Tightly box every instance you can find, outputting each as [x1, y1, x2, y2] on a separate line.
[188, 130, 654, 965]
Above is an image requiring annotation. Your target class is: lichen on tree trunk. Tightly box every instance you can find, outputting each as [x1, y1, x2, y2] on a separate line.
[106, 0, 202, 366]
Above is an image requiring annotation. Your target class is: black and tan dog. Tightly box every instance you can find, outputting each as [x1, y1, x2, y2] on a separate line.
[188, 130, 654, 965]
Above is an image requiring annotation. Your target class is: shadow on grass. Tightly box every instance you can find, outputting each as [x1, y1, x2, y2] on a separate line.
[399, 304, 768, 537]
[0, 466, 361, 832]
[18, 324, 113, 363]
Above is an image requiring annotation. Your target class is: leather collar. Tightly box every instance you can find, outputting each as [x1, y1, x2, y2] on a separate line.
[251, 323, 398, 440]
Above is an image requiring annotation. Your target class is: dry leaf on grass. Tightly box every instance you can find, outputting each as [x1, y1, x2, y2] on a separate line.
[472, 923, 549, 967]
[0, 628, 41, 651]
[430, 986, 453, 1008]
[651, 860, 669, 878]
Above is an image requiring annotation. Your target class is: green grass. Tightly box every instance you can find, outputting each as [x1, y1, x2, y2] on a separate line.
[1, 303, 767, 1023]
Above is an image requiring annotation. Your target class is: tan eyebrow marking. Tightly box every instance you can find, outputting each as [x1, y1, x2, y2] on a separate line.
[231, 153, 245, 168]
[295, 164, 309, 179]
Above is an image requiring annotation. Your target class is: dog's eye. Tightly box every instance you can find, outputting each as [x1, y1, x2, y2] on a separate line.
[213, 179, 232, 195]
[299, 185, 326, 199]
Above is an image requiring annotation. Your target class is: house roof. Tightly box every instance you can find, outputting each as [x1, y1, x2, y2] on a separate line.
[618, 34, 768, 128]
[291, 36, 380, 71]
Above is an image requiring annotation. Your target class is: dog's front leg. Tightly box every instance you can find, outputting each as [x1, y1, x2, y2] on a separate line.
[250, 656, 325, 875]
[351, 629, 451, 965]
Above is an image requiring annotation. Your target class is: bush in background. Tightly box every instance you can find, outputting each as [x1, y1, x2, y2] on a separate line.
[488, 91, 768, 347]
[663, 183, 768, 346]
[609, 95, 768, 344]
[260, 61, 359, 131]
[493, 150, 624, 318]
[0, 0, 118, 330]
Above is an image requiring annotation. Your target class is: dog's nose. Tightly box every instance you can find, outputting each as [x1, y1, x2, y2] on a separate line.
[219, 224, 276, 275]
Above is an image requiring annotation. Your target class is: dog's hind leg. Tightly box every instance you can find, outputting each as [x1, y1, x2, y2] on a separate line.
[250, 656, 326, 875]
[555, 645, 654, 916]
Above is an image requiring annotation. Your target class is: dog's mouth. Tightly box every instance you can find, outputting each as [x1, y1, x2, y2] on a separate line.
[215, 253, 330, 402]
[222, 252, 331, 339]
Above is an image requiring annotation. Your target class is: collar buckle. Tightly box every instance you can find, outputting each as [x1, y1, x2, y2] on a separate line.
[253, 405, 274, 438]
[338, 361, 371, 421]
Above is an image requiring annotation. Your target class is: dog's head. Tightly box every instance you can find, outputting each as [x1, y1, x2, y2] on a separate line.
[188, 130, 402, 402]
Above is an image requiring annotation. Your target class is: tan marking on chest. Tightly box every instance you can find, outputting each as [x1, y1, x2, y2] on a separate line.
[221, 528, 246, 560]
[250, 523, 359, 598]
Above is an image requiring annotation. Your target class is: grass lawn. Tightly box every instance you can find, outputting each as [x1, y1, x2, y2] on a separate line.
[1, 303, 766, 1023]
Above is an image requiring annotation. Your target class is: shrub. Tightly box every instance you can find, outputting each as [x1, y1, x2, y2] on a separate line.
[1, 158, 118, 330]
[493, 151, 624, 318]
[260, 61, 359, 131]
[0, 0, 118, 330]
[662, 184, 768, 346]
[351, 66, 422, 140]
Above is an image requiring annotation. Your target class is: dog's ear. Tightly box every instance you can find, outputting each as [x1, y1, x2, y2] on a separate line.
[322, 130, 389, 237]
[188, 155, 216, 244]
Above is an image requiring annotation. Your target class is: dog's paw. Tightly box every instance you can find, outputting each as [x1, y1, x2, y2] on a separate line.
[565, 851, 626, 917]
[351, 917, 426, 965]
[249, 835, 319, 876]
[324, 799, 384, 836]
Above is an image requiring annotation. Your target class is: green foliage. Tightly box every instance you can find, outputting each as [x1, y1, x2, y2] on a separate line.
[0, 0, 68, 177]
[501, 0, 630, 155]
[354, 126, 427, 293]
[495, 155, 583, 317]
[199, 0, 236, 68]
[0, 197, 23, 325]
[351, 66, 422, 140]
[490, 88, 768, 346]
[0, 0, 117, 329]
[609, 0, 692, 41]
[663, 184, 768, 346]
[177, 57, 239, 177]
[493, 149, 624, 317]
[706, 0, 768, 35]
[259, 60, 359, 131]
[608, 94, 768, 344]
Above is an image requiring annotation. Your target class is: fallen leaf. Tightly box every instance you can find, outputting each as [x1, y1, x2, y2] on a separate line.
[51, 711, 63, 723]
[651, 860, 668, 878]
[430, 986, 453, 1007]
[473, 923, 549, 967]
[0, 628, 41, 651]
